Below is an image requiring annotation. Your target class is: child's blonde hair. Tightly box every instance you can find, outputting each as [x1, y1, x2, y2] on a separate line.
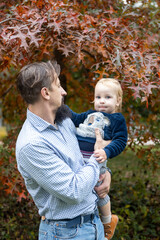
[95, 78, 123, 112]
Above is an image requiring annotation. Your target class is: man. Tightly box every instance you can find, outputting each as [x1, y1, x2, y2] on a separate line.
[16, 61, 111, 240]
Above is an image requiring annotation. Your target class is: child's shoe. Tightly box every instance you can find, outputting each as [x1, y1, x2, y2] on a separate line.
[103, 214, 119, 240]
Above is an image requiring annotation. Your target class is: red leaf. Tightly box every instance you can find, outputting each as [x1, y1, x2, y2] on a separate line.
[17, 190, 27, 202]
[48, 19, 62, 35]
[57, 43, 74, 57]
[7, 26, 29, 50]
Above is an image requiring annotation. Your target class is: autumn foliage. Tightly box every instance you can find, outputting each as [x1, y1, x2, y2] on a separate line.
[0, 0, 159, 208]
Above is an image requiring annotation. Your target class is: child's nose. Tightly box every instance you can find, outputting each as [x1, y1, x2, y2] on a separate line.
[100, 98, 105, 103]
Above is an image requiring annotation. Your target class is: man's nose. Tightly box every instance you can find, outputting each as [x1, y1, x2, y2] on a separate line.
[61, 87, 67, 96]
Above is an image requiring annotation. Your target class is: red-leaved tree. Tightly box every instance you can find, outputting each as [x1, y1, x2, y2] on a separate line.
[0, 0, 159, 201]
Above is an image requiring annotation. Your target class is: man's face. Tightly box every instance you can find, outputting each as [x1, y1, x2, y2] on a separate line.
[49, 73, 67, 110]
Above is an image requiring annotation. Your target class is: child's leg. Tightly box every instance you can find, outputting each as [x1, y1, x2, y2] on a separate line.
[100, 200, 111, 224]
[98, 197, 118, 240]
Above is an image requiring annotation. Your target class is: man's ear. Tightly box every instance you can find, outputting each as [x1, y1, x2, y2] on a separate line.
[41, 87, 50, 100]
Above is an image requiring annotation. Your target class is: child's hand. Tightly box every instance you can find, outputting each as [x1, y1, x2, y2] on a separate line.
[94, 128, 111, 150]
[94, 149, 107, 163]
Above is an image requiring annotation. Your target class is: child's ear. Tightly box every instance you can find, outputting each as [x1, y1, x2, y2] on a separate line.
[41, 87, 50, 100]
[116, 97, 122, 106]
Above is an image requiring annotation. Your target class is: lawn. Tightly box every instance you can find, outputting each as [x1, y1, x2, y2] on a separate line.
[108, 147, 160, 183]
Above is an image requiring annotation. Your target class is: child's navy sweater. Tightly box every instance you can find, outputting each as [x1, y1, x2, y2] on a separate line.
[70, 108, 128, 159]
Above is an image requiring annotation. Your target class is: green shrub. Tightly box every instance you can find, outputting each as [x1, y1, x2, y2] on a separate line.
[0, 195, 39, 240]
[108, 150, 160, 240]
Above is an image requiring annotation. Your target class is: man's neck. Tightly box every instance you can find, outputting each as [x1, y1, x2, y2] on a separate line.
[28, 103, 56, 126]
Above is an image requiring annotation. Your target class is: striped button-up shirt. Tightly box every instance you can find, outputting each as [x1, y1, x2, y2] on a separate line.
[16, 109, 100, 220]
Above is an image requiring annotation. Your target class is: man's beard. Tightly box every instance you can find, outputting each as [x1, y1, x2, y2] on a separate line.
[55, 104, 71, 124]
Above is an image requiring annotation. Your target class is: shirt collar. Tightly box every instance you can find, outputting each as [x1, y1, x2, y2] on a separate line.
[27, 109, 57, 132]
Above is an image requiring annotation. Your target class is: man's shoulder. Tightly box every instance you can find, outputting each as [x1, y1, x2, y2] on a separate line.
[62, 117, 76, 130]
[16, 120, 40, 153]
[62, 117, 72, 124]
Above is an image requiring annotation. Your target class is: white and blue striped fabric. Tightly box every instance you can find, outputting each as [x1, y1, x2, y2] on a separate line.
[16, 109, 100, 220]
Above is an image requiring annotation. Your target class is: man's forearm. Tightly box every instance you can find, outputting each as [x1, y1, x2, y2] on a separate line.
[94, 170, 111, 198]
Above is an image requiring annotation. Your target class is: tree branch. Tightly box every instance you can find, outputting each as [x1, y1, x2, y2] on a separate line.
[0, 85, 13, 99]
[81, 49, 96, 61]
[0, 18, 23, 25]
[104, 34, 122, 44]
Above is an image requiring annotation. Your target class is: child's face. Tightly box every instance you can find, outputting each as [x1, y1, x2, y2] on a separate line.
[94, 83, 120, 114]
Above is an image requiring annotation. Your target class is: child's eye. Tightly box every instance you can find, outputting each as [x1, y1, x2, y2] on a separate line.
[96, 96, 100, 99]
[106, 96, 111, 99]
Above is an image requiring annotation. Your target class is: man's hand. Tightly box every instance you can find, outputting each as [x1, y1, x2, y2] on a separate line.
[94, 171, 111, 198]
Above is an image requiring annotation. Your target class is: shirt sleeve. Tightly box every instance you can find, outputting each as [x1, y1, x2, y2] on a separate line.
[104, 115, 128, 159]
[18, 142, 99, 204]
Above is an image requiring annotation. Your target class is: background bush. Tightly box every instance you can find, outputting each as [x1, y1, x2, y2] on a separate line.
[109, 149, 160, 240]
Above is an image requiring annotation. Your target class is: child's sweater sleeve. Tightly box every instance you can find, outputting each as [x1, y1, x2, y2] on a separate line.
[104, 114, 128, 159]
[66, 105, 93, 127]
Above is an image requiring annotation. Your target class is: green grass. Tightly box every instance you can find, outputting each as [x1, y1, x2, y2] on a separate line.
[108, 147, 160, 183]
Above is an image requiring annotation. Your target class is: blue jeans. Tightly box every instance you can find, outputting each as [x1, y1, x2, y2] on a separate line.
[39, 214, 104, 240]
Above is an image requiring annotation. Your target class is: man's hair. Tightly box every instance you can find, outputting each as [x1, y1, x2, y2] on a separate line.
[95, 78, 123, 112]
[17, 61, 60, 104]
